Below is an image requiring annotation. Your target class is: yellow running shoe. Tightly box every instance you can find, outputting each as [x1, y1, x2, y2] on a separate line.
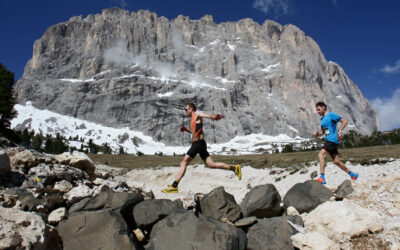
[234, 164, 242, 180]
[161, 185, 178, 193]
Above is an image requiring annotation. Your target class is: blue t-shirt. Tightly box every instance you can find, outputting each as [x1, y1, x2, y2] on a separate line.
[320, 112, 342, 144]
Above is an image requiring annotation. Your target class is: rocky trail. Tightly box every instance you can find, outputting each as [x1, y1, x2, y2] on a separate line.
[0, 137, 399, 249]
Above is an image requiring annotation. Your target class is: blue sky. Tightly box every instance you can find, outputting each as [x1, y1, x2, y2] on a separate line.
[0, 0, 399, 130]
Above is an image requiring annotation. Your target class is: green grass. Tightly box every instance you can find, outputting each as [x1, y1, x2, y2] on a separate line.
[89, 144, 400, 170]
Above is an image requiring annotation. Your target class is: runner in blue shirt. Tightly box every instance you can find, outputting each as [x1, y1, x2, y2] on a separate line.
[313, 102, 358, 184]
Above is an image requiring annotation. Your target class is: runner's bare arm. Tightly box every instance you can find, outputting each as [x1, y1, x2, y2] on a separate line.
[196, 111, 222, 120]
[338, 118, 348, 132]
[337, 118, 348, 140]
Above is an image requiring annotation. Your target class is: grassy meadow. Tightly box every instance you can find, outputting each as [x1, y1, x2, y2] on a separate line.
[89, 144, 400, 170]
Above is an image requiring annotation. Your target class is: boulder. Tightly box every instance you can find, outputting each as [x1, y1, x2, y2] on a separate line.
[304, 200, 381, 241]
[69, 188, 143, 228]
[53, 164, 87, 182]
[3, 188, 44, 212]
[55, 152, 95, 179]
[28, 163, 56, 186]
[132, 199, 183, 229]
[42, 192, 66, 212]
[240, 184, 282, 218]
[0, 206, 60, 249]
[0, 150, 11, 175]
[9, 150, 41, 171]
[64, 184, 93, 204]
[283, 180, 333, 213]
[247, 216, 303, 250]
[57, 210, 139, 250]
[334, 180, 354, 200]
[148, 209, 246, 250]
[200, 186, 242, 222]
[291, 232, 340, 250]
[53, 180, 73, 192]
[48, 207, 67, 224]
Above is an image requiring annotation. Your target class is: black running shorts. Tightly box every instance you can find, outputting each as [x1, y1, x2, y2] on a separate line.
[186, 140, 210, 161]
[323, 141, 339, 157]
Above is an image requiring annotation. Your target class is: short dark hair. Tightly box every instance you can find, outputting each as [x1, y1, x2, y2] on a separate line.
[316, 102, 327, 109]
[185, 102, 196, 111]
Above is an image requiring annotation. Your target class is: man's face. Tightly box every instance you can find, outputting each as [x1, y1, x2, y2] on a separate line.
[184, 106, 192, 116]
[316, 105, 326, 116]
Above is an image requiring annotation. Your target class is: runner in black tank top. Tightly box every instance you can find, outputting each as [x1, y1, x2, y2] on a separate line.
[161, 102, 242, 193]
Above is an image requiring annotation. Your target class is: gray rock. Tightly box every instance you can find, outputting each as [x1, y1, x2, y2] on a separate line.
[48, 207, 67, 224]
[69, 188, 143, 229]
[148, 209, 246, 250]
[53, 164, 87, 182]
[283, 180, 333, 213]
[240, 184, 282, 218]
[3, 188, 44, 212]
[57, 210, 139, 250]
[0, 150, 11, 175]
[200, 186, 242, 223]
[0, 206, 62, 249]
[55, 152, 95, 179]
[13, 8, 378, 148]
[310, 170, 318, 179]
[42, 192, 66, 212]
[247, 216, 303, 250]
[334, 180, 354, 200]
[28, 163, 56, 186]
[132, 199, 183, 229]
[53, 180, 73, 192]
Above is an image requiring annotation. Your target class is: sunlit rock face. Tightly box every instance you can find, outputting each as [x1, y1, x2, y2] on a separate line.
[14, 7, 379, 145]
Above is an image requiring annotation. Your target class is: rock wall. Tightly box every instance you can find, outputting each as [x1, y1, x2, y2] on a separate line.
[14, 8, 379, 145]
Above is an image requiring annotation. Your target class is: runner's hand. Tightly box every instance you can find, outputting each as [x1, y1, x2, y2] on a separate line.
[214, 114, 222, 120]
[338, 131, 343, 141]
[180, 126, 187, 132]
[313, 131, 318, 138]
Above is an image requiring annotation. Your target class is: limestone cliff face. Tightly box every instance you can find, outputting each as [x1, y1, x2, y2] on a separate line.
[14, 8, 379, 145]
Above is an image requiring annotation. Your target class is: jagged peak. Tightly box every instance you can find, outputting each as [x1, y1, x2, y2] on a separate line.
[199, 14, 215, 25]
[101, 7, 130, 17]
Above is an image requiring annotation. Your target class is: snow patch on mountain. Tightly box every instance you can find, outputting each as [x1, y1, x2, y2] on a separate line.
[11, 102, 304, 155]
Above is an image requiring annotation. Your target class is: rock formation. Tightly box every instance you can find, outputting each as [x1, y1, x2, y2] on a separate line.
[13, 8, 378, 146]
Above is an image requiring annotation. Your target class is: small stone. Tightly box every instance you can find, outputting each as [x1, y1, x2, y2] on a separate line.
[287, 206, 300, 216]
[48, 207, 67, 224]
[310, 171, 318, 179]
[368, 224, 384, 234]
[234, 216, 257, 227]
[54, 180, 73, 192]
[133, 228, 146, 242]
[64, 184, 93, 204]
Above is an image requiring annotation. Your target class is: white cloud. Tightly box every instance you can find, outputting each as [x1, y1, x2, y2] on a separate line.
[253, 0, 290, 17]
[371, 88, 400, 131]
[103, 40, 142, 65]
[381, 59, 400, 74]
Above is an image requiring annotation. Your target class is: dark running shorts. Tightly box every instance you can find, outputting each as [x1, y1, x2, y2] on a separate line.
[186, 140, 210, 161]
[323, 141, 339, 157]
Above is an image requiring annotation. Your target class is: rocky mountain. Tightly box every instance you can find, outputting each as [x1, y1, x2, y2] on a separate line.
[13, 7, 379, 146]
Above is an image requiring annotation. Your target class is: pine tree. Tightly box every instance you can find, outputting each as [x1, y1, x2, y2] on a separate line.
[0, 63, 16, 129]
